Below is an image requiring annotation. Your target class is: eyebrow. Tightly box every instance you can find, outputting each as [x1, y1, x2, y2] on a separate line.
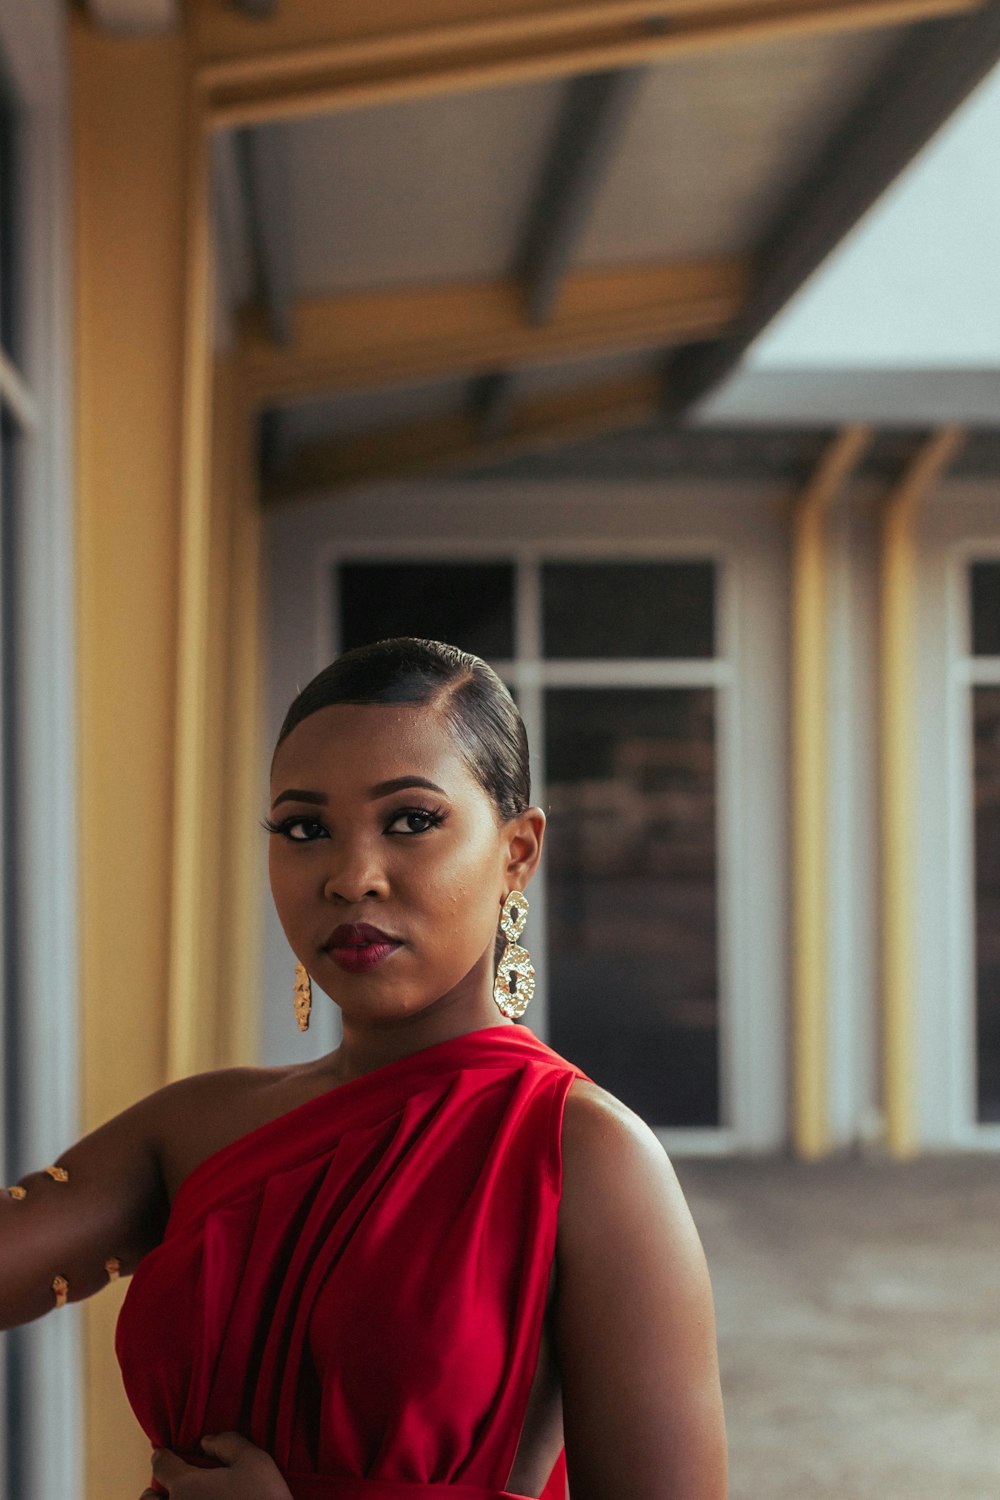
[271, 776, 448, 809]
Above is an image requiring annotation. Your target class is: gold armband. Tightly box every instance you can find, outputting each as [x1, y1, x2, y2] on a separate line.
[6, 1185, 26, 1199]
[44, 1165, 69, 1182]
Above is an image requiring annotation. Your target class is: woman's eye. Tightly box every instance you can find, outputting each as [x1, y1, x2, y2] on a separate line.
[386, 807, 444, 835]
[266, 816, 327, 841]
[288, 818, 326, 841]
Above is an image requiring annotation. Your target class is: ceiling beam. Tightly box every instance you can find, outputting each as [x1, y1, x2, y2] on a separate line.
[519, 68, 643, 326]
[265, 370, 663, 499]
[85, 0, 178, 32]
[665, 2, 1000, 412]
[472, 371, 521, 442]
[236, 257, 749, 402]
[234, 125, 295, 344]
[191, 0, 982, 129]
[477, 66, 641, 438]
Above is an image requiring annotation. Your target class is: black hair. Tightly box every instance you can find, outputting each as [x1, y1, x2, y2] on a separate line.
[273, 637, 531, 823]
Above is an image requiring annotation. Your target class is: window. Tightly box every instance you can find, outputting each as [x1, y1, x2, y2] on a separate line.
[969, 563, 1000, 1122]
[545, 685, 719, 1124]
[338, 561, 515, 659]
[336, 556, 725, 1129]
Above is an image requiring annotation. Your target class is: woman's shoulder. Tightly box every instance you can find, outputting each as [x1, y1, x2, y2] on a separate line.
[149, 1061, 312, 1204]
[562, 1075, 665, 1163]
[148, 1060, 303, 1133]
[559, 1077, 694, 1244]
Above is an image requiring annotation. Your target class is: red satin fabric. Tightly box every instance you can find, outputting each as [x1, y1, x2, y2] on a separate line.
[116, 1025, 584, 1500]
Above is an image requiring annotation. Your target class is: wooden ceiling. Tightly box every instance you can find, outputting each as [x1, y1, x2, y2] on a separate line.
[192, 0, 1000, 495]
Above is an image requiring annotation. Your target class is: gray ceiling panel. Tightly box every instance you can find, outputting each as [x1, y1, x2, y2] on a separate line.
[275, 379, 473, 448]
[578, 27, 906, 264]
[284, 79, 565, 296]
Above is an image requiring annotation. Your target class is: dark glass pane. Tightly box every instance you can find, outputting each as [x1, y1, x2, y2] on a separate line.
[338, 562, 515, 660]
[545, 688, 719, 1127]
[975, 686, 1000, 1122]
[542, 561, 715, 659]
[970, 562, 1000, 657]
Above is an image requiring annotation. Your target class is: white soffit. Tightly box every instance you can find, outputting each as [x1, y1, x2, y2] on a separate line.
[744, 62, 1000, 372]
[696, 369, 1000, 427]
[85, 0, 178, 34]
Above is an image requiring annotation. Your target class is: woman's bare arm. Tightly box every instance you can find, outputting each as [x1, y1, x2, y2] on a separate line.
[556, 1079, 728, 1500]
[0, 1084, 172, 1330]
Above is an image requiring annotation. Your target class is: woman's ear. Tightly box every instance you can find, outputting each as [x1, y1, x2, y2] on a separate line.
[504, 806, 546, 886]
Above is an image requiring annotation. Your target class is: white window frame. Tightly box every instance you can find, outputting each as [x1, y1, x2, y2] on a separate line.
[0, 3, 81, 1495]
[263, 484, 788, 1156]
[945, 536, 1000, 1147]
[910, 484, 1000, 1149]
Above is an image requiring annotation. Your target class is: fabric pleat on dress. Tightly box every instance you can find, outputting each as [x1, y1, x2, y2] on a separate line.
[115, 1025, 586, 1500]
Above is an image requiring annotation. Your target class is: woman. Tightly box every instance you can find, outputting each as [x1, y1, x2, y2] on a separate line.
[0, 638, 727, 1500]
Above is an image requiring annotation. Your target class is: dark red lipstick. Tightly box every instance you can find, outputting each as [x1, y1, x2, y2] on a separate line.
[324, 922, 402, 973]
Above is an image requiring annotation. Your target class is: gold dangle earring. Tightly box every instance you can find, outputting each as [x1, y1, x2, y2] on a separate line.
[493, 890, 535, 1019]
[294, 961, 312, 1032]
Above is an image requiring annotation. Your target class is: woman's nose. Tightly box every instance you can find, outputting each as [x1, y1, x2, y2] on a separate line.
[322, 843, 389, 904]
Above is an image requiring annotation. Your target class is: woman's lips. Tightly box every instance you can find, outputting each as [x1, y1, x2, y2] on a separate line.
[323, 924, 402, 973]
[326, 941, 401, 974]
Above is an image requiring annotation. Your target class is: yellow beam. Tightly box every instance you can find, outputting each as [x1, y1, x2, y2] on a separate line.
[166, 98, 217, 1081]
[71, 15, 189, 1494]
[267, 368, 663, 497]
[191, 0, 981, 127]
[790, 425, 872, 1158]
[237, 259, 748, 403]
[73, 21, 268, 1498]
[168, 122, 267, 1087]
[880, 426, 965, 1158]
[218, 366, 266, 1072]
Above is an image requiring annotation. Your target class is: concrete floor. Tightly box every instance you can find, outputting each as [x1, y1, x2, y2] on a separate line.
[674, 1156, 1000, 1500]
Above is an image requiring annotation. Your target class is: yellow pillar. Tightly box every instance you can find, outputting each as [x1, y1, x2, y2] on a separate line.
[71, 15, 188, 1493]
[790, 428, 870, 1158]
[880, 428, 964, 1158]
[73, 18, 266, 1486]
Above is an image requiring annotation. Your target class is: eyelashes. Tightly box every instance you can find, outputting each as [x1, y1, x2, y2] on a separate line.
[389, 807, 447, 835]
[260, 806, 447, 841]
[259, 814, 320, 839]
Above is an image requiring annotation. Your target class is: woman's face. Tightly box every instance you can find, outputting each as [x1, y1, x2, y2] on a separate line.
[267, 701, 543, 1029]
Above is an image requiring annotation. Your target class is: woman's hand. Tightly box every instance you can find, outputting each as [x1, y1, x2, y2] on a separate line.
[139, 1433, 293, 1499]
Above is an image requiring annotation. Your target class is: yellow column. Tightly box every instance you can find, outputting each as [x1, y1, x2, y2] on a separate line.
[790, 428, 870, 1158]
[194, 350, 265, 1073]
[73, 21, 266, 1486]
[880, 428, 964, 1158]
[71, 16, 188, 1494]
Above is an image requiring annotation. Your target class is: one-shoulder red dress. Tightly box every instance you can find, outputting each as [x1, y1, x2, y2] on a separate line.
[115, 1024, 588, 1500]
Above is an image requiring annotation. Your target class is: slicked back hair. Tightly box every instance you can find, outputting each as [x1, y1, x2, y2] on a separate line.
[273, 637, 531, 825]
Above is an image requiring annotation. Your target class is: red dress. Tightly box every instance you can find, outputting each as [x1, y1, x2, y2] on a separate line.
[115, 1025, 588, 1499]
